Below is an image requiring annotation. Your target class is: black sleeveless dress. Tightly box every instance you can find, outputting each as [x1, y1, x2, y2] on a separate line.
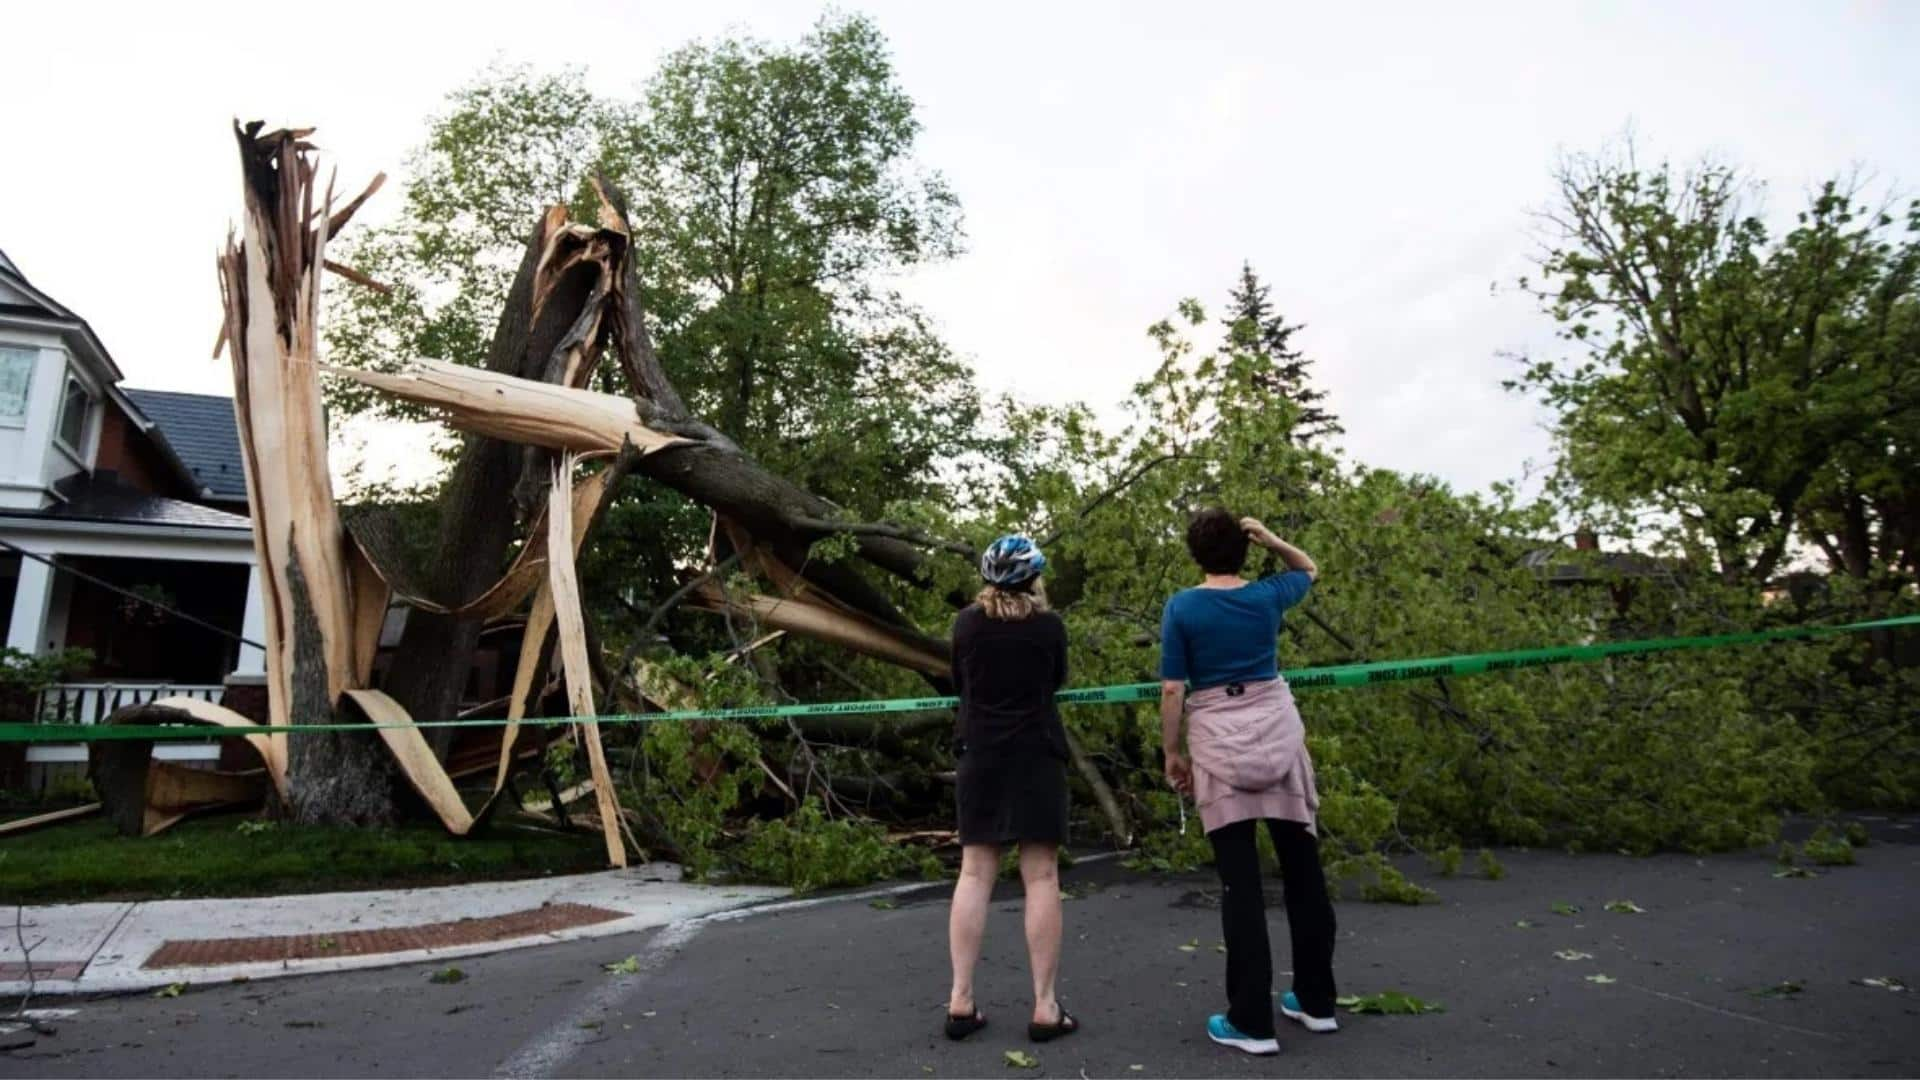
[951, 605, 1070, 845]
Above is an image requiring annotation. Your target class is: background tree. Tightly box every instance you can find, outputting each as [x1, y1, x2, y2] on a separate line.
[1029, 299, 1833, 875]
[619, 13, 973, 504]
[1221, 262, 1342, 442]
[1514, 148, 1920, 591]
[329, 14, 983, 510]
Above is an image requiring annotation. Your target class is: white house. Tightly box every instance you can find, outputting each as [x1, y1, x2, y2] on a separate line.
[0, 247, 265, 777]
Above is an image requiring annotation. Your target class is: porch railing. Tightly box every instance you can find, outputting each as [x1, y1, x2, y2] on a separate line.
[27, 682, 227, 764]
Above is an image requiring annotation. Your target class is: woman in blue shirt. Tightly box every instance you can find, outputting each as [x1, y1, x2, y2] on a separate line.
[1161, 508, 1338, 1055]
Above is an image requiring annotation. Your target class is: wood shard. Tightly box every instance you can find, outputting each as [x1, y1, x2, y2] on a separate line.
[692, 584, 951, 677]
[325, 360, 691, 457]
[0, 802, 101, 836]
[343, 688, 475, 835]
[150, 695, 288, 796]
[546, 454, 626, 867]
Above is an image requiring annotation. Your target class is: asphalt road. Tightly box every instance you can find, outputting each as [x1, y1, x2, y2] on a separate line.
[5, 816, 1918, 1078]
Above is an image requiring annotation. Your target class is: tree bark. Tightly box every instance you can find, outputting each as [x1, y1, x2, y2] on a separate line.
[283, 561, 399, 825]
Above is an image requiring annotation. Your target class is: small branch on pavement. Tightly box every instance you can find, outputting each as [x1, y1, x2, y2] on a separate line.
[10, 905, 49, 1032]
[10, 905, 29, 1019]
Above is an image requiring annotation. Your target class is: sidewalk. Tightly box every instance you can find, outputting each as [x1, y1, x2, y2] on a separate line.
[0, 866, 786, 997]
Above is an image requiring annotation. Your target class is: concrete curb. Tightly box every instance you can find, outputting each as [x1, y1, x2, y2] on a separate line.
[1, 851, 1128, 999]
[0, 865, 788, 998]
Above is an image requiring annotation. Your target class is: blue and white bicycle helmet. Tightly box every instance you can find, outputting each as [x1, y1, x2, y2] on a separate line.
[980, 534, 1047, 589]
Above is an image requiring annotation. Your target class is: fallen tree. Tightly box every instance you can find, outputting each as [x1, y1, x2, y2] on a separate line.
[94, 122, 1027, 860]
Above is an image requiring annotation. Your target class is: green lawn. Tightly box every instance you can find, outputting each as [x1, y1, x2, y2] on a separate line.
[0, 812, 608, 904]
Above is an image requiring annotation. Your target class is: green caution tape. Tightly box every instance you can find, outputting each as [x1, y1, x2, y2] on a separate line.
[2, 614, 1913, 745]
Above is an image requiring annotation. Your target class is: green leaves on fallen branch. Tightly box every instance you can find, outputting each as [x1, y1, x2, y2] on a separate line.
[1801, 828, 1857, 867]
[1335, 991, 1443, 1015]
[1331, 853, 1438, 905]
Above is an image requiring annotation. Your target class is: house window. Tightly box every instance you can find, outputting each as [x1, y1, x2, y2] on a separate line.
[56, 376, 91, 452]
[0, 346, 33, 424]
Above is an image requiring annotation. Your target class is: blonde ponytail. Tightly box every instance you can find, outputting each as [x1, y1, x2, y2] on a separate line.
[975, 579, 1049, 621]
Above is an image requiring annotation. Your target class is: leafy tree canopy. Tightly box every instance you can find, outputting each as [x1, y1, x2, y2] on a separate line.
[327, 13, 986, 515]
[1513, 148, 1920, 590]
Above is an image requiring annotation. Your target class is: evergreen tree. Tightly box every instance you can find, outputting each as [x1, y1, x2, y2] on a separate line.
[1221, 261, 1342, 441]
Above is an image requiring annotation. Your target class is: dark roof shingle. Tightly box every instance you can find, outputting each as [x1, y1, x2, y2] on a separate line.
[124, 388, 249, 502]
[5, 473, 252, 531]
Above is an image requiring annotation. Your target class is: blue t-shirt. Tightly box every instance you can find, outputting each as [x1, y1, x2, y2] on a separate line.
[1158, 571, 1313, 690]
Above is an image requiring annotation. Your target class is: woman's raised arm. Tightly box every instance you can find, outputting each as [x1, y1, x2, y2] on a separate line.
[1241, 517, 1318, 581]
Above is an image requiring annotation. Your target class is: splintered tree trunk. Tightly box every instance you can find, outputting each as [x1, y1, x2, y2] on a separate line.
[336, 359, 951, 666]
[380, 207, 579, 759]
[214, 129, 964, 846]
[218, 123, 397, 824]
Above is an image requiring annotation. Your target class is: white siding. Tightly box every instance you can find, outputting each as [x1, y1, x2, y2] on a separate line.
[39, 355, 103, 492]
[0, 334, 68, 509]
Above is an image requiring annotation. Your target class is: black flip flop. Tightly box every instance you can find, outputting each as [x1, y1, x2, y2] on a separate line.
[1028, 1004, 1079, 1043]
[944, 1008, 987, 1041]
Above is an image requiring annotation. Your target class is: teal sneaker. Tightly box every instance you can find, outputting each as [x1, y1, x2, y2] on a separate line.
[1206, 1014, 1280, 1055]
[1280, 991, 1340, 1033]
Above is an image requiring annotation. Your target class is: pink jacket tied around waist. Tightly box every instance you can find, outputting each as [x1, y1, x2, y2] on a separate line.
[1185, 676, 1319, 835]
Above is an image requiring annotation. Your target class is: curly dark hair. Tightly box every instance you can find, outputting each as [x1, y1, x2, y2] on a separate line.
[1186, 507, 1249, 575]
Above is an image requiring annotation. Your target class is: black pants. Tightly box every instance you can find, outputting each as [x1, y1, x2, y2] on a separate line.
[1207, 818, 1337, 1038]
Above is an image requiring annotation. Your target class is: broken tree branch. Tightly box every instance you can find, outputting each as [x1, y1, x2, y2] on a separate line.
[547, 453, 626, 867]
[638, 551, 746, 648]
[1038, 453, 1189, 549]
[330, 359, 689, 457]
[1064, 727, 1132, 849]
[322, 259, 391, 294]
[786, 516, 977, 560]
[12, 905, 42, 1024]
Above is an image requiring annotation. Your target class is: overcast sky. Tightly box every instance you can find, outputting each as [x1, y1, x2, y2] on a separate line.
[4, 1, 1915, 494]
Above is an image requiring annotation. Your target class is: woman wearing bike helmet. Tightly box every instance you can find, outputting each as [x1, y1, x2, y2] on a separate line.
[944, 535, 1078, 1045]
